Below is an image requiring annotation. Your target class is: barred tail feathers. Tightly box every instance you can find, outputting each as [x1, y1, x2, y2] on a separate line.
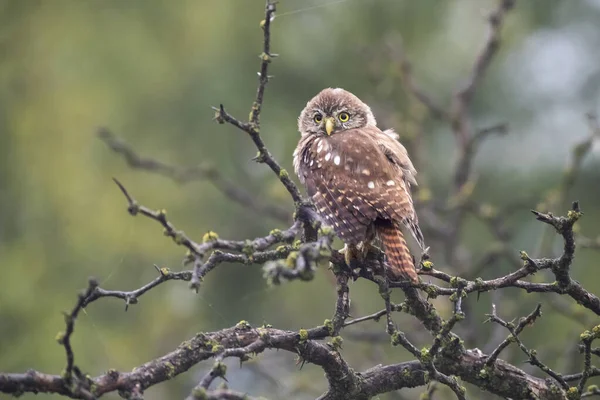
[378, 224, 418, 283]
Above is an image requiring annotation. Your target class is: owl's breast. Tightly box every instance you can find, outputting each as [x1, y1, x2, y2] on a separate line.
[311, 131, 390, 181]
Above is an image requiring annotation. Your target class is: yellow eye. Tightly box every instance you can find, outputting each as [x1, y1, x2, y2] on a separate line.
[314, 113, 323, 123]
[338, 112, 349, 122]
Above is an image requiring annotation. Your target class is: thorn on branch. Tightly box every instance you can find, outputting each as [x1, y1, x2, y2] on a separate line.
[213, 104, 225, 124]
[112, 177, 138, 215]
[125, 295, 138, 312]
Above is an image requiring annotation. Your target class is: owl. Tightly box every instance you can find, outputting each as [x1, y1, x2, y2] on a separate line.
[293, 88, 424, 282]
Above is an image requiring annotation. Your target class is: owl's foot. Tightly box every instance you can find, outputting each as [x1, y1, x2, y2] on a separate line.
[361, 242, 382, 259]
[338, 244, 367, 280]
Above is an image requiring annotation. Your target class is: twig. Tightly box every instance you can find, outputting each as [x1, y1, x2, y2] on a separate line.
[564, 368, 600, 382]
[381, 273, 465, 399]
[579, 346, 600, 358]
[451, 0, 515, 157]
[112, 177, 204, 255]
[434, 0, 515, 297]
[98, 128, 290, 222]
[453, 0, 515, 111]
[453, 123, 509, 194]
[484, 303, 541, 367]
[59, 278, 98, 384]
[431, 312, 464, 358]
[82, 265, 192, 310]
[485, 303, 569, 390]
[424, 312, 466, 400]
[343, 308, 395, 328]
[374, 275, 395, 336]
[213, 1, 303, 205]
[415, 204, 600, 316]
[250, 1, 276, 127]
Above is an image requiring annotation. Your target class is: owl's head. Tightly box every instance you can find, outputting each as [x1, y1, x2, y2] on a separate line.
[298, 88, 377, 137]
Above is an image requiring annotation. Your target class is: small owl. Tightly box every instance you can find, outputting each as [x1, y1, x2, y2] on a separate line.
[293, 88, 424, 282]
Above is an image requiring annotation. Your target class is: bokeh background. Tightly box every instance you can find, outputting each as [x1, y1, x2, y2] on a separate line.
[1, 0, 600, 399]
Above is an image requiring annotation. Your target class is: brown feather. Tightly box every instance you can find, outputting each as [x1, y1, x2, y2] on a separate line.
[377, 223, 418, 283]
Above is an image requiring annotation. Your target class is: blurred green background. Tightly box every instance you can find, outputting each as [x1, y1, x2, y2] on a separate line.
[1, 0, 600, 399]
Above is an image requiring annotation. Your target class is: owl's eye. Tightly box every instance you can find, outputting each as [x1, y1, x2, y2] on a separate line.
[314, 113, 323, 123]
[338, 112, 350, 122]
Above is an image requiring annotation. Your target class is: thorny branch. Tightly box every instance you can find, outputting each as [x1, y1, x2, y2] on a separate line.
[2, 1, 600, 400]
[212, 1, 302, 206]
[483, 303, 571, 390]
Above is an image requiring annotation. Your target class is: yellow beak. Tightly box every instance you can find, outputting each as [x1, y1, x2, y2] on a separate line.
[325, 117, 335, 135]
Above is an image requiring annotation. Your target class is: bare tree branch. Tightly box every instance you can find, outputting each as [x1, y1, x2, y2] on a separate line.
[97, 128, 290, 222]
[212, 1, 303, 206]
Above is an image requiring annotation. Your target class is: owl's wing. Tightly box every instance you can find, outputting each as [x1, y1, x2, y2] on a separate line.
[372, 128, 424, 249]
[379, 128, 417, 187]
[297, 135, 377, 245]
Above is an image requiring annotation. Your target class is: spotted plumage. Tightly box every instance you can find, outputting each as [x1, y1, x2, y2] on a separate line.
[294, 88, 424, 282]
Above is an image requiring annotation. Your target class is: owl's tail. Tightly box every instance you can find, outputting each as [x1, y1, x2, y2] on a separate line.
[378, 223, 418, 283]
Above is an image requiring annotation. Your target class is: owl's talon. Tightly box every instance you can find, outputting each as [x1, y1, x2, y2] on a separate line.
[362, 243, 382, 259]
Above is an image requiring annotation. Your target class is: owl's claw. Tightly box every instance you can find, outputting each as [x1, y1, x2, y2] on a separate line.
[337, 245, 361, 280]
[362, 242, 382, 258]
[339, 242, 383, 280]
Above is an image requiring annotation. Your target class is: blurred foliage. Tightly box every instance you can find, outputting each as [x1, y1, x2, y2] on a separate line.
[0, 0, 599, 399]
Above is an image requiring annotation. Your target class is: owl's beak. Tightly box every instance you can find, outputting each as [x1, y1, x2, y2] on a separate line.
[325, 117, 335, 135]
